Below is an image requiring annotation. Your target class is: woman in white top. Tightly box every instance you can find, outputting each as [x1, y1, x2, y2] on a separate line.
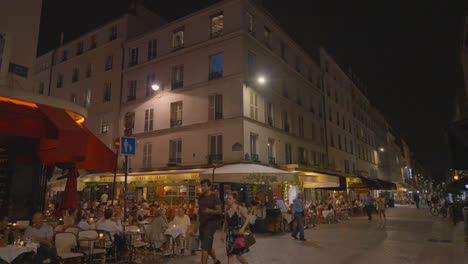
[169, 207, 191, 253]
[76, 210, 95, 230]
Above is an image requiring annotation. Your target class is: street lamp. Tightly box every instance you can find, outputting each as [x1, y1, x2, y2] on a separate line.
[257, 76, 266, 84]
[151, 84, 160, 91]
[379, 148, 384, 152]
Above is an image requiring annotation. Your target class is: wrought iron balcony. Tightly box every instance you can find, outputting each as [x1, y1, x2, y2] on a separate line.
[170, 119, 182, 127]
[208, 154, 223, 164]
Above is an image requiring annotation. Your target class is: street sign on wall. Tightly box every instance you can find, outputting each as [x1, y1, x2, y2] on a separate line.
[120, 137, 136, 156]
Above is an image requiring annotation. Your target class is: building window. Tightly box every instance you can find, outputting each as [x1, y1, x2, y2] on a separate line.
[127, 80, 136, 101]
[72, 68, 79, 83]
[169, 139, 182, 163]
[348, 120, 352, 133]
[268, 139, 275, 164]
[90, 35, 97, 49]
[250, 134, 258, 161]
[61, 50, 67, 62]
[210, 12, 223, 38]
[144, 108, 154, 132]
[172, 28, 184, 49]
[298, 147, 308, 164]
[249, 91, 258, 120]
[129, 48, 138, 66]
[329, 106, 332, 121]
[38, 82, 44, 94]
[109, 26, 117, 41]
[208, 135, 223, 163]
[282, 80, 288, 97]
[84, 88, 91, 108]
[148, 39, 157, 60]
[311, 121, 316, 141]
[318, 101, 323, 118]
[338, 135, 342, 150]
[285, 143, 292, 164]
[246, 12, 255, 35]
[327, 85, 330, 97]
[146, 73, 156, 97]
[280, 40, 286, 60]
[143, 143, 152, 168]
[309, 97, 314, 113]
[295, 57, 300, 72]
[350, 140, 354, 154]
[86, 64, 92, 78]
[344, 160, 350, 174]
[329, 130, 334, 147]
[263, 26, 271, 47]
[172, 65, 184, 89]
[105, 55, 113, 71]
[335, 90, 339, 103]
[170, 101, 183, 127]
[0, 34, 4, 72]
[266, 103, 274, 126]
[320, 127, 325, 144]
[344, 137, 348, 152]
[103, 82, 111, 102]
[209, 53, 223, 80]
[298, 116, 304, 137]
[282, 111, 289, 132]
[336, 112, 340, 126]
[70, 94, 76, 103]
[101, 114, 110, 134]
[76, 41, 83, 55]
[209, 94, 223, 120]
[357, 144, 361, 159]
[248, 51, 256, 78]
[296, 87, 302, 105]
[342, 116, 346, 130]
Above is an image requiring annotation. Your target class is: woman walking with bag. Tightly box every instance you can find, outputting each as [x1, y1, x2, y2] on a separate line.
[221, 192, 250, 264]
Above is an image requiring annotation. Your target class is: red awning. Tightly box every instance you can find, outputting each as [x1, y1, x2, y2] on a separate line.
[0, 99, 115, 172]
[76, 125, 116, 172]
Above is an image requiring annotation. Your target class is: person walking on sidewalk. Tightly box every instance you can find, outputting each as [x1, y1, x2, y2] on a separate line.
[376, 193, 386, 223]
[363, 192, 374, 222]
[291, 191, 306, 241]
[413, 193, 420, 209]
[221, 192, 249, 264]
[199, 179, 222, 264]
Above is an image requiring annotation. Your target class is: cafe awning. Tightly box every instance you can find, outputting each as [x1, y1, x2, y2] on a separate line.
[0, 96, 115, 172]
[199, 163, 298, 184]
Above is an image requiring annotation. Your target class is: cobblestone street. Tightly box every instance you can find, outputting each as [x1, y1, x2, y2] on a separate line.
[158, 205, 467, 264]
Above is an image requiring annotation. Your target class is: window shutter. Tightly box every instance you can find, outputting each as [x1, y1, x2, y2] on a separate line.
[209, 95, 215, 121]
[149, 109, 154, 130]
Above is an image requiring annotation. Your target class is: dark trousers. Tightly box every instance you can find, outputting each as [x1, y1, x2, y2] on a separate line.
[33, 245, 54, 264]
[415, 200, 420, 209]
[291, 212, 304, 239]
[365, 205, 373, 221]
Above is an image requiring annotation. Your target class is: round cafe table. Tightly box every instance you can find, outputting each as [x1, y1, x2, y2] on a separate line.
[164, 226, 185, 256]
[0, 243, 39, 263]
[78, 236, 105, 263]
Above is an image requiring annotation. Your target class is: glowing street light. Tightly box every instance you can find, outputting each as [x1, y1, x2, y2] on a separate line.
[379, 148, 384, 152]
[151, 84, 160, 91]
[257, 76, 266, 84]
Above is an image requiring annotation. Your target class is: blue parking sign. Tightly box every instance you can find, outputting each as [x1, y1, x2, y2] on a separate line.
[120, 137, 136, 156]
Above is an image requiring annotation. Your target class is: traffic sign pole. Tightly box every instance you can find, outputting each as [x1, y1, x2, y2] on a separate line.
[123, 155, 128, 224]
[110, 138, 120, 206]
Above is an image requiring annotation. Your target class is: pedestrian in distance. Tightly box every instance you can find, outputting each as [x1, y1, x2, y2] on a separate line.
[413, 193, 420, 209]
[199, 179, 222, 264]
[221, 192, 250, 264]
[363, 192, 374, 222]
[376, 193, 386, 223]
[291, 191, 306, 241]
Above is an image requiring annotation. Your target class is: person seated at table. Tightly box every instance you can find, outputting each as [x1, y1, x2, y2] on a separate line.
[169, 207, 191, 254]
[76, 210, 95, 230]
[63, 208, 77, 228]
[187, 213, 200, 254]
[96, 209, 123, 239]
[127, 209, 139, 226]
[137, 203, 150, 221]
[94, 204, 105, 220]
[25, 212, 54, 264]
[150, 209, 168, 251]
[111, 205, 123, 225]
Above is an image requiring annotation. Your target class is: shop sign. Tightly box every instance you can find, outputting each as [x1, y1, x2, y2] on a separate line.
[100, 174, 198, 182]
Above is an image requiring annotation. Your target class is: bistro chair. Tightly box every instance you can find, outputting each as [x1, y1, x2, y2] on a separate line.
[77, 230, 106, 263]
[54, 232, 84, 263]
[64, 226, 81, 236]
[126, 225, 150, 256]
[53, 225, 64, 233]
[95, 230, 118, 263]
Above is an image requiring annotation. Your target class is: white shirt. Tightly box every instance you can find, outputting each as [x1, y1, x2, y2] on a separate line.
[96, 219, 123, 237]
[170, 215, 191, 232]
[77, 220, 95, 230]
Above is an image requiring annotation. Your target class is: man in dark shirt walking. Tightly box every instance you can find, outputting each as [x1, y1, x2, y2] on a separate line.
[199, 179, 222, 264]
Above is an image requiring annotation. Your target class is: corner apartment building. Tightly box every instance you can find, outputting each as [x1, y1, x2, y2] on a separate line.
[120, 0, 327, 173]
[34, 5, 165, 149]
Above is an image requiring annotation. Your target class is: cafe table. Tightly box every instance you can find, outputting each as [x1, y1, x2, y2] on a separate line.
[164, 226, 185, 256]
[0, 243, 39, 263]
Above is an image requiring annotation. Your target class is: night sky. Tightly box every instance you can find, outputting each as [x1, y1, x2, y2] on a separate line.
[38, 0, 465, 183]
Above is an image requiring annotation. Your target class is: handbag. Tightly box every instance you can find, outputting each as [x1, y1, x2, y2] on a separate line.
[236, 206, 256, 248]
[233, 236, 246, 249]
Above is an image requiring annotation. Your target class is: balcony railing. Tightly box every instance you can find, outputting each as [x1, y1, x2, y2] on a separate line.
[89, 43, 97, 50]
[208, 154, 223, 164]
[173, 43, 184, 50]
[110, 34, 117, 41]
[128, 60, 138, 67]
[215, 112, 223, 120]
[251, 154, 259, 162]
[170, 119, 182, 127]
[168, 157, 182, 164]
[172, 81, 184, 90]
[209, 71, 223, 80]
[267, 117, 273, 126]
[284, 124, 290, 133]
[210, 30, 222, 39]
[127, 95, 136, 101]
[268, 157, 276, 165]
